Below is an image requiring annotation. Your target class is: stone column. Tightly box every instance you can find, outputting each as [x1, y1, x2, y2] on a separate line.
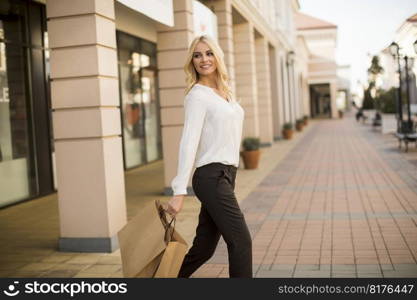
[288, 62, 296, 124]
[255, 37, 273, 146]
[269, 46, 282, 140]
[233, 22, 259, 138]
[156, 0, 195, 195]
[303, 77, 310, 116]
[47, 0, 126, 252]
[278, 53, 287, 129]
[203, 0, 236, 94]
[282, 57, 291, 124]
[293, 67, 301, 120]
[330, 81, 338, 118]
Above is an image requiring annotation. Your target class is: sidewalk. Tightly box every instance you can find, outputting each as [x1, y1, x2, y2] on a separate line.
[1, 114, 416, 278]
[0, 118, 307, 278]
[193, 113, 417, 278]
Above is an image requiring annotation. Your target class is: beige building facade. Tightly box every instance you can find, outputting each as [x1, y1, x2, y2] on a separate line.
[379, 13, 417, 101]
[295, 12, 340, 119]
[0, 0, 344, 252]
[157, 0, 301, 196]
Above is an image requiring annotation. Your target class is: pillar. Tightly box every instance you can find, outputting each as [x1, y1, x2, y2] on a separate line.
[269, 46, 282, 140]
[156, 0, 195, 195]
[293, 67, 301, 120]
[204, 0, 236, 94]
[233, 22, 259, 138]
[281, 54, 291, 124]
[255, 37, 273, 146]
[47, 0, 126, 252]
[278, 53, 287, 130]
[288, 62, 296, 123]
[330, 81, 338, 118]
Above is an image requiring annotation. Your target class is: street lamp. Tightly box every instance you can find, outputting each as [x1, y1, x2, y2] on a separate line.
[389, 42, 404, 130]
[404, 56, 412, 129]
[389, 42, 399, 56]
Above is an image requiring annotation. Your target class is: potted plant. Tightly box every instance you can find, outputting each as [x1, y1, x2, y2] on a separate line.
[282, 122, 293, 139]
[338, 110, 344, 118]
[240, 137, 261, 169]
[295, 119, 303, 131]
[303, 115, 308, 126]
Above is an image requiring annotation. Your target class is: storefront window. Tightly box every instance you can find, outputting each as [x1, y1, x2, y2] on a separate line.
[0, 13, 36, 206]
[117, 31, 162, 169]
[0, 0, 52, 207]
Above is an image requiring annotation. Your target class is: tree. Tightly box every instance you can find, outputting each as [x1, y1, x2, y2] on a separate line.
[375, 88, 396, 114]
[362, 88, 374, 109]
[367, 56, 384, 81]
[362, 56, 384, 110]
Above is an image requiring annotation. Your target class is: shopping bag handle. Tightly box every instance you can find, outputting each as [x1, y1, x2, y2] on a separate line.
[155, 200, 176, 243]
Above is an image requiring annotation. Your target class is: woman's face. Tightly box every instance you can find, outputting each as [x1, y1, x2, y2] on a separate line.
[192, 41, 217, 77]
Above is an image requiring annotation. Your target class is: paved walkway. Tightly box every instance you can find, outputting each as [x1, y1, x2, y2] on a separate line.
[192, 114, 417, 278]
[0, 116, 307, 278]
[1, 114, 416, 278]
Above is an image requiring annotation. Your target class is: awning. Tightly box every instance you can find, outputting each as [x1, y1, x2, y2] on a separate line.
[117, 0, 174, 27]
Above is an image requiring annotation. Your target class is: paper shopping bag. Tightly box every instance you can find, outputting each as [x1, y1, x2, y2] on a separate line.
[117, 200, 167, 278]
[154, 230, 188, 278]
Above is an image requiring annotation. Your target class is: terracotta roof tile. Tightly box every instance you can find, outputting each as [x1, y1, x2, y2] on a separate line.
[406, 13, 417, 22]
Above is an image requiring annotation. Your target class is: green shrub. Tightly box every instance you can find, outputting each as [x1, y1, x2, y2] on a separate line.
[283, 122, 293, 130]
[242, 137, 260, 151]
[362, 88, 374, 109]
[376, 88, 396, 114]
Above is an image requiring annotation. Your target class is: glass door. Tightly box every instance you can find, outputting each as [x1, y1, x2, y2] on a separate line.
[0, 0, 53, 208]
[0, 4, 36, 207]
[142, 67, 161, 162]
[117, 31, 162, 169]
[119, 51, 147, 168]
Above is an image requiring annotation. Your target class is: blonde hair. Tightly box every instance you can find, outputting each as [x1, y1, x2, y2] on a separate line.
[184, 35, 232, 100]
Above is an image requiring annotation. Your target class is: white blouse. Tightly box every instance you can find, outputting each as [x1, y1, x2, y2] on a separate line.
[171, 83, 244, 196]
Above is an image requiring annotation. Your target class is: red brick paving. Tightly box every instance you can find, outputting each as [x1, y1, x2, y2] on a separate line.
[193, 116, 417, 278]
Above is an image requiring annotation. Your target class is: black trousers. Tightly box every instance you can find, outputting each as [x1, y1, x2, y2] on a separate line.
[178, 163, 253, 278]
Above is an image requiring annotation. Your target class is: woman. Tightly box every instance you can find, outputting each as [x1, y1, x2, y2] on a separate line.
[166, 35, 252, 278]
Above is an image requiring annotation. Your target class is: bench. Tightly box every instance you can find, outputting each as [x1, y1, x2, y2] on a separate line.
[395, 120, 417, 152]
[372, 113, 382, 128]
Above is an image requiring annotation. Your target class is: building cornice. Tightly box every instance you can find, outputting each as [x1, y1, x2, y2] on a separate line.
[232, 0, 293, 51]
[307, 77, 338, 84]
[308, 70, 338, 78]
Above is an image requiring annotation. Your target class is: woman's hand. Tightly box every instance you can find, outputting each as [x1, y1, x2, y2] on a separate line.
[166, 195, 185, 217]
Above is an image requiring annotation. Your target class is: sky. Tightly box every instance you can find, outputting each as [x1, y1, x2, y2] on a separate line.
[298, 0, 417, 92]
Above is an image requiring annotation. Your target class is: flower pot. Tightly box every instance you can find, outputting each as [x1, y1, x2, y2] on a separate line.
[296, 123, 303, 131]
[282, 129, 293, 139]
[240, 150, 260, 169]
[303, 120, 308, 126]
[338, 111, 344, 118]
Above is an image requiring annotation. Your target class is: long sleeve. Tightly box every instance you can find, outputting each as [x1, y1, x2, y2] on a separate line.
[171, 92, 207, 195]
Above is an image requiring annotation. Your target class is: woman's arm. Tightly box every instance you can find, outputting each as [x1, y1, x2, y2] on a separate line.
[168, 92, 207, 214]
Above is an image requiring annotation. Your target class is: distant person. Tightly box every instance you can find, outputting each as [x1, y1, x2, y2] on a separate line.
[355, 108, 363, 122]
[355, 108, 368, 123]
[372, 112, 382, 127]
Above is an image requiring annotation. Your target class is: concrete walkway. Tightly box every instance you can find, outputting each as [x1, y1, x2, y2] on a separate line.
[0, 115, 307, 278]
[1, 114, 416, 278]
[192, 114, 417, 278]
